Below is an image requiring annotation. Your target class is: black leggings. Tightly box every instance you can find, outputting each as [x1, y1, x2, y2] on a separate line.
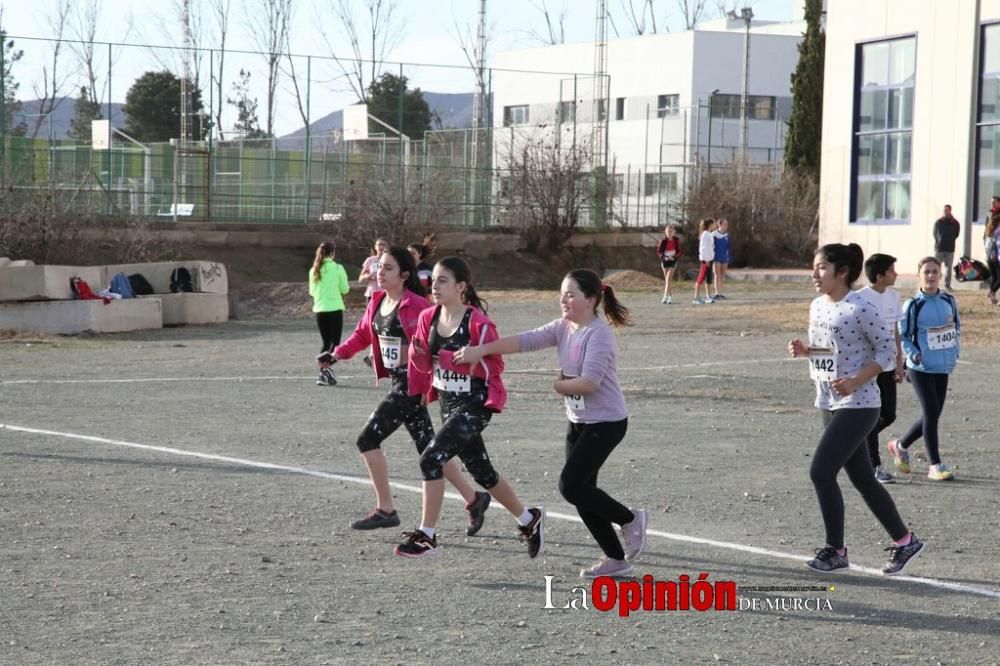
[988, 258, 1000, 295]
[898, 369, 950, 466]
[419, 404, 499, 489]
[316, 310, 344, 353]
[865, 370, 897, 468]
[356, 375, 434, 454]
[560, 419, 634, 561]
[811, 409, 908, 549]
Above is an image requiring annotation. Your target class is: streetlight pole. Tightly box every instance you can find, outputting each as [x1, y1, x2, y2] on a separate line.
[729, 6, 754, 162]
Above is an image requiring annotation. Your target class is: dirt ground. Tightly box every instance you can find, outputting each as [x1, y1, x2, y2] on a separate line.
[2, 282, 999, 665]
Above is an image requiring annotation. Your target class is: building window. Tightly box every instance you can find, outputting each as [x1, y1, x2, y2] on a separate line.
[710, 94, 776, 120]
[657, 94, 679, 118]
[977, 23, 1000, 222]
[503, 105, 530, 126]
[558, 101, 576, 123]
[644, 172, 678, 196]
[852, 37, 915, 223]
[611, 174, 625, 197]
[615, 97, 625, 121]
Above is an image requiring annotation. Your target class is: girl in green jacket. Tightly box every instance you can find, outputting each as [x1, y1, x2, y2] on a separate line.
[309, 241, 350, 386]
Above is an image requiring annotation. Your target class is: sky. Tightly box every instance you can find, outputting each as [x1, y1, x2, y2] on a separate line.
[0, 0, 795, 136]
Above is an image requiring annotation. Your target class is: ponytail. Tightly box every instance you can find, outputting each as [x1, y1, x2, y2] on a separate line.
[817, 242, 864, 286]
[312, 241, 335, 283]
[463, 283, 488, 314]
[565, 269, 633, 330]
[385, 245, 426, 297]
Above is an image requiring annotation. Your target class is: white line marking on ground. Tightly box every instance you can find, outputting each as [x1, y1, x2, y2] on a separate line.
[3, 421, 998, 601]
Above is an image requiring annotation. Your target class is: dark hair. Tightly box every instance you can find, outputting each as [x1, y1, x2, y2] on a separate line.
[436, 256, 487, 314]
[384, 245, 425, 297]
[407, 233, 436, 261]
[817, 243, 864, 286]
[699, 218, 715, 232]
[864, 253, 897, 284]
[566, 269, 633, 329]
[311, 241, 336, 283]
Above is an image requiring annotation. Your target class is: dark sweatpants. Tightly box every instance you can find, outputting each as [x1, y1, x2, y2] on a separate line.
[898, 369, 950, 466]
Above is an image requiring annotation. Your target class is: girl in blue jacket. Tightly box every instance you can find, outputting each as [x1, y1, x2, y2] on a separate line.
[888, 257, 960, 481]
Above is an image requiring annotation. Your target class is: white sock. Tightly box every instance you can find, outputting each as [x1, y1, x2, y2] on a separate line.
[516, 509, 534, 526]
[418, 526, 435, 538]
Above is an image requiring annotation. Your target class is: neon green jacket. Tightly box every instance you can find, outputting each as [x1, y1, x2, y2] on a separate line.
[309, 258, 349, 312]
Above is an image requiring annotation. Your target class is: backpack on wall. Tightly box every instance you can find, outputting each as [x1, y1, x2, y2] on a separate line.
[170, 267, 194, 293]
[128, 273, 155, 296]
[109, 272, 135, 298]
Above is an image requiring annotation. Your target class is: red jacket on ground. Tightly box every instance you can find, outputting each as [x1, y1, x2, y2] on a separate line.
[334, 288, 430, 384]
[407, 304, 507, 412]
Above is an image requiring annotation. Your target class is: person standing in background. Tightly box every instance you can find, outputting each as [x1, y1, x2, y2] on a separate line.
[932, 205, 960, 291]
[309, 241, 350, 386]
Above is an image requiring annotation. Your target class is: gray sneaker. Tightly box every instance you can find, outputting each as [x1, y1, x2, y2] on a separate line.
[882, 535, 925, 575]
[874, 466, 895, 484]
[580, 557, 634, 579]
[805, 546, 849, 572]
[620, 508, 649, 561]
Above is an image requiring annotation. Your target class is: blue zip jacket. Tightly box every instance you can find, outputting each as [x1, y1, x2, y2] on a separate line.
[898, 290, 959, 374]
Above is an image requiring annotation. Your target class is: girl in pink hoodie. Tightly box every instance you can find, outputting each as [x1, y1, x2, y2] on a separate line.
[395, 256, 545, 560]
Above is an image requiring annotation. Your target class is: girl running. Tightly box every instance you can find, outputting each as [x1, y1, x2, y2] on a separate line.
[856, 253, 905, 484]
[309, 241, 349, 386]
[455, 269, 649, 579]
[985, 216, 1000, 306]
[656, 224, 683, 304]
[396, 257, 544, 559]
[408, 236, 435, 292]
[693, 218, 716, 304]
[712, 218, 731, 300]
[887, 256, 961, 481]
[358, 238, 389, 366]
[327, 247, 491, 534]
[788, 243, 924, 575]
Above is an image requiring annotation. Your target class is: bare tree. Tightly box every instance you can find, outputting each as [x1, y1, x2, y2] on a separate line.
[281, 25, 310, 130]
[525, 0, 567, 45]
[208, 0, 232, 140]
[676, 0, 711, 30]
[617, 0, 659, 35]
[30, 0, 73, 138]
[133, 0, 205, 98]
[316, 0, 404, 104]
[451, 5, 495, 126]
[245, 0, 293, 136]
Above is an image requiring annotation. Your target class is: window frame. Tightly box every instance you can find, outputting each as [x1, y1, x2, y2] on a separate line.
[503, 105, 530, 127]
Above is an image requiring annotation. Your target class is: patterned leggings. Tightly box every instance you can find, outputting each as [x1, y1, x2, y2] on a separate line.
[356, 376, 434, 454]
[418, 403, 499, 489]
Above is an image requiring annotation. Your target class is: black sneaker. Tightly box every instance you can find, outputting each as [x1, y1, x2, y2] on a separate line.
[517, 506, 545, 559]
[362, 355, 373, 368]
[350, 508, 401, 530]
[882, 535, 925, 575]
[394, 530, 440, 559]
[465, 491, 491, 537]
[317, 371, 330, 386]
[805, 546, 849, 572]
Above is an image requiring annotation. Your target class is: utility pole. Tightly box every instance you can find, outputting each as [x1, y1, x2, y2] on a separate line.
[470, 0, 488, 227]
[728, 6, 754, 162]
[592, 0, 609, 227]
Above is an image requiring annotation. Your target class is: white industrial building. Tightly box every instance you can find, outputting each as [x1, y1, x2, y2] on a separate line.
[819, 0, 997, 268]
[490, 14, 806, 226]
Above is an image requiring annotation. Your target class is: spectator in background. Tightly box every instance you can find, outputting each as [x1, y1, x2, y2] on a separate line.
[712, 218, 731, 301]
[933, 205, 960, 291]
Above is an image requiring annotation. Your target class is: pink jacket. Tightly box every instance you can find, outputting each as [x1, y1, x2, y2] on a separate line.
[407, 305, 507, 412]
[334, 288, 431, 384]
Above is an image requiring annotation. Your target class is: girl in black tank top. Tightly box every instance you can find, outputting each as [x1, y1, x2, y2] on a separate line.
[428, 306, 488, 410]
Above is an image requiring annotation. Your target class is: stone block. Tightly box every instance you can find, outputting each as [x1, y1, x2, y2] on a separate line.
[0, 265, 104, 302]
[102, 260, 228, 294]
[149, 292, 229, 325]
[0, 298, 163, 335]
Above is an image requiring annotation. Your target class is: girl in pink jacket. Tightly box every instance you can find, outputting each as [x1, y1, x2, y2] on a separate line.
[395, 256, 545, 560]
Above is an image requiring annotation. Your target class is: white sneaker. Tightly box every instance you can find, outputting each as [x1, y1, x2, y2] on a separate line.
[620, 509, 649, 561]
[580, 557, 634, 579]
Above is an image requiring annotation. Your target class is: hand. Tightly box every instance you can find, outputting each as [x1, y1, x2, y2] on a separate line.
[830, 376, 861, 398]
[453, 345, 483, 366]
[412, 338, 429, 357]
[894, 366, 905, 384]
[788, 338, 808, 358]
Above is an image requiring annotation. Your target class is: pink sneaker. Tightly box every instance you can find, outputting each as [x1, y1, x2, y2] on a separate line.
[580, 557, 634, 579]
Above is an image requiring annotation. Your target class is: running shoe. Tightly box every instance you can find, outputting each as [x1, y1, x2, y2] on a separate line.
[518, 506, 545, 559]
[394, 530, 440, 559]
[620, 508, 649, 561]
[362, 355, 373, 368]
[887, 439, 910, 474]
[692, 298, 705, 305]
[350, 508, 401, 530]
[874, 466, 895, 484]
[465, 491, 491, 536]
[714, 293, 726, 300]
[320, 367, 337, 386]
[580, 557, 635, 579]
[805, 546, 849, 573]
[706, 296, 717, 304]
[882, 535, 925, 575]
[666, 296, 672, 304]
[927, 463, 955, 481]
[661, 297, 668, 304]
[317, 372, 330, 386]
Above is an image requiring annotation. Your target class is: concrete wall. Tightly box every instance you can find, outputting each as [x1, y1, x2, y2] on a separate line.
[819, 0, 994, 269]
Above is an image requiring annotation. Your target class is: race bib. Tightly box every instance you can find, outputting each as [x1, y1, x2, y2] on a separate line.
[378, 335, 402, 369]
[808, 346, 837, 382]
[433, 364, 471, 393]
[927, 324, 957, 351]
[663, 250, 676, 260]
[562, 374, 585, 413]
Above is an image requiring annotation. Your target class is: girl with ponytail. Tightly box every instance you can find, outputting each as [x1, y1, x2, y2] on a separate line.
[309, 241, 349, 386]
[455, 268, 648, 579]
